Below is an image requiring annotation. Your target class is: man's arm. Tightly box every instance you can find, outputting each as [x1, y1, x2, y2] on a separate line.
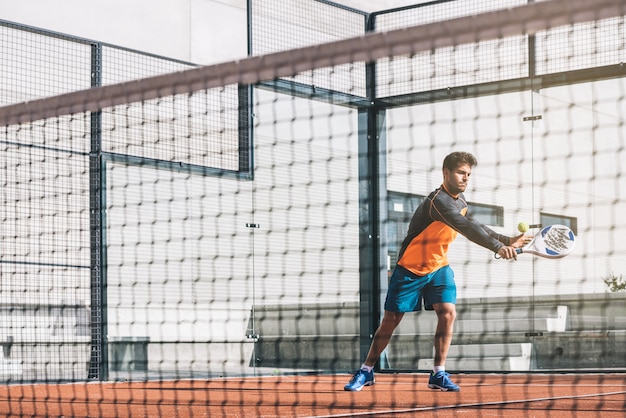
[472, 218, 529, 249]
[429, 194, 523, 257]
[472, 218, 515, 245]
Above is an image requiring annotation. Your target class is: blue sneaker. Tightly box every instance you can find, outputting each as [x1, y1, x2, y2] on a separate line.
[428, 371, 460, 392]
[344, 369, 375, 391]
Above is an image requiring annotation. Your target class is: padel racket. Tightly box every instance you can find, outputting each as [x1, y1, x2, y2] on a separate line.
[496, 224, 576, 259]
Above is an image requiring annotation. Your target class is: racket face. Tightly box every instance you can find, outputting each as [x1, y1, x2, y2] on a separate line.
[530, 224, 576, 258]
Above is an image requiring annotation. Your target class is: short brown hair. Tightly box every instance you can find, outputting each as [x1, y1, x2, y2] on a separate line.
[442, 151, 477, 171]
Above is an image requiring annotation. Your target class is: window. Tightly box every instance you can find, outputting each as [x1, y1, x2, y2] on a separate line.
[468, 202, 504, 227]
[540, 213, 578, 235]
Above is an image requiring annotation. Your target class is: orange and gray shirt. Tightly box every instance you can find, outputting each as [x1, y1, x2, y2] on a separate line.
[397, 184, 507, 276]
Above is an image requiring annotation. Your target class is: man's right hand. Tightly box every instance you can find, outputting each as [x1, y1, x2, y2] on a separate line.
[497, 246, 518, 260]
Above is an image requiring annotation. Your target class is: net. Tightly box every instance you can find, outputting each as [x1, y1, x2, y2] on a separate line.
[1, 0, 626, 416]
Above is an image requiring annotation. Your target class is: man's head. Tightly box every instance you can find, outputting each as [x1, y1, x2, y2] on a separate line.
[442, 151, 477, 195]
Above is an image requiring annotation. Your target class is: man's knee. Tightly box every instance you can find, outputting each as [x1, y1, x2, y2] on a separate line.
[434, 303, 456, 323]
[382, 310, 404, 327]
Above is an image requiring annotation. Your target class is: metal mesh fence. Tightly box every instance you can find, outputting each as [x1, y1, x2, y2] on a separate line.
[0, 2, 625, 416]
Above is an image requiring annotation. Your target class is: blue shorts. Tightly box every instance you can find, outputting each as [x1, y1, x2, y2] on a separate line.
[384, 264, 456, 312]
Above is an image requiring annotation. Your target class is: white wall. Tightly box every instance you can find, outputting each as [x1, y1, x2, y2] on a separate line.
[0, 0, 248, 64]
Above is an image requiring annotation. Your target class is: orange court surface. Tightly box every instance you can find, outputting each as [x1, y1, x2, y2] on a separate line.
[0, 372, 624, 417]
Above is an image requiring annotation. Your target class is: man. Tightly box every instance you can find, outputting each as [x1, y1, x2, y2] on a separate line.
[344, 151, 527, 392]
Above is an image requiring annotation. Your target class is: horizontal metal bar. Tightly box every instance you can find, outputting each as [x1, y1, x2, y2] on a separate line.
[0, 260, 89, 269]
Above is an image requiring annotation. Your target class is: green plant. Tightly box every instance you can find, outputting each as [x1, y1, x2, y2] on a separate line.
[602, 272, 626, 293]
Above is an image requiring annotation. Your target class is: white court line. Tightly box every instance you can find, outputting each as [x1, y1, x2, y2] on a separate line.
[308, 390, 626, 418]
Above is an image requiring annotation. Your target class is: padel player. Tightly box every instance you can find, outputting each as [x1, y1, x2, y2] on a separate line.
[345, 151, 528, 392]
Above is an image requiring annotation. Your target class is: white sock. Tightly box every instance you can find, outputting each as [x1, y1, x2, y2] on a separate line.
[360, 364, 374, 373]
[433, 366, 445, 374]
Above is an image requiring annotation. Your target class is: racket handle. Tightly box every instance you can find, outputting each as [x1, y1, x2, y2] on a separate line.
[494, 247, 524, 258]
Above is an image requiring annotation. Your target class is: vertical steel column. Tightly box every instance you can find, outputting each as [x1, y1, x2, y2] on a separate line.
[87, 42, 108, 381]
[245, 0, 255, 178]
[238, 85, 254, 176]
[357, 12, 388, 369]
[357, 107, 387, 368]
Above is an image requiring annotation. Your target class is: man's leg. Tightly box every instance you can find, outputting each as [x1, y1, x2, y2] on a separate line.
[363, 310, 404, 366]
[432, 302, 456, 367]
[344, 310, 404, 391]
[428, 302, 460, 391]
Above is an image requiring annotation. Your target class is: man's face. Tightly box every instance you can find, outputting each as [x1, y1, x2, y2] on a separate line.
[443, 163, 472, 195]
